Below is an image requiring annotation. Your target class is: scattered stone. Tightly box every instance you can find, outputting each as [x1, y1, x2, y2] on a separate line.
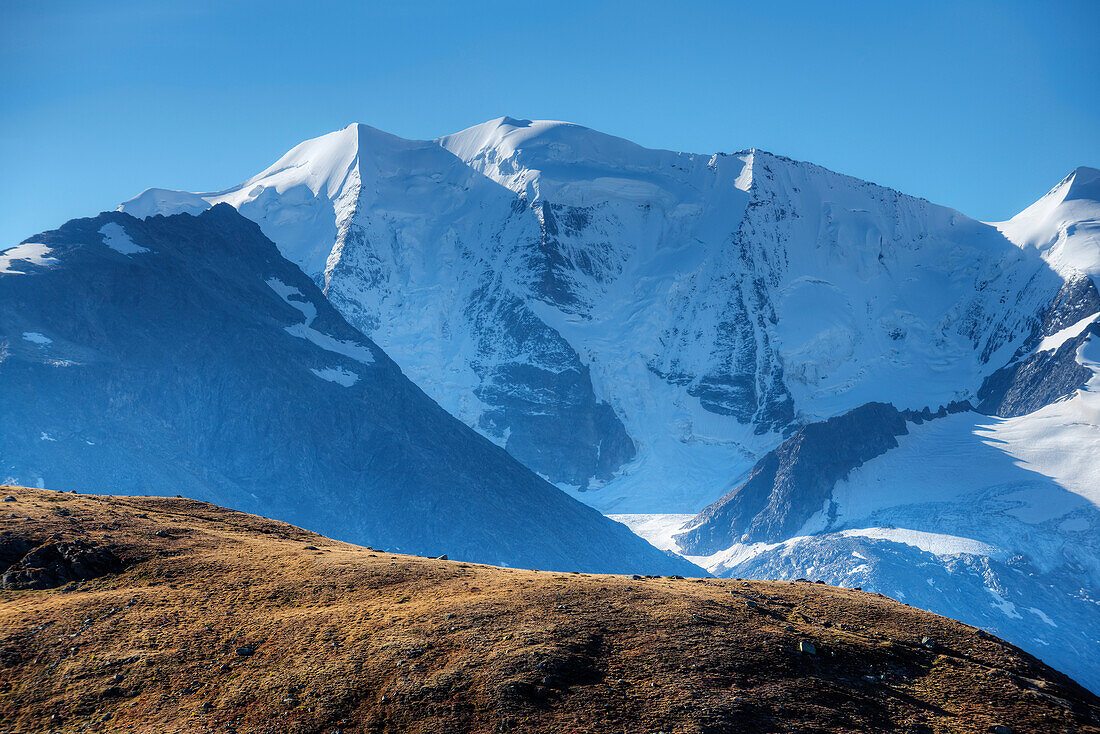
[799, 641, 817, 655]
[435, 554, 448, 560]
[2, 496, 15, 502]
[236, 645, 255, 657]
[632, 574, 643, 580]
[990, 726, 1013, 734]
[154, 530, 169, 538]
[921, 636, 936, 649]
[303, 545, 318, 550]
[745, 600, 759, 609]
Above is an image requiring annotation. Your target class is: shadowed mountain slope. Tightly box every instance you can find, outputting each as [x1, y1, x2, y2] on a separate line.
[0, 207, 696, 575]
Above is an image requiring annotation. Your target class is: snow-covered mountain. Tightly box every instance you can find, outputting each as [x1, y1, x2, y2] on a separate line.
[116, 119, 1099, 689]
[0, 205, 699, 576]
[122, 119, 1068, 513]
[668, 167, 1100, 691]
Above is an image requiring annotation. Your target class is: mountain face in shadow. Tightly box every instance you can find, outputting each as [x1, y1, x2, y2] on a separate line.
[0, 205, 698, 576]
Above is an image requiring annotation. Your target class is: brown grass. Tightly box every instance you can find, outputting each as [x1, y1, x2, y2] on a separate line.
[0, 485, 1096, 734]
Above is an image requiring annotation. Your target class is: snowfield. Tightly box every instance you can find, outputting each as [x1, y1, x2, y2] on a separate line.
[0, 243, 58, 274]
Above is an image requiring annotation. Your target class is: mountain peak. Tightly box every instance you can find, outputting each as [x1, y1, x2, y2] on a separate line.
[437, 116, 600, 163]
[997, 164, 1100, 280]
[1064, 165, 1100, 202]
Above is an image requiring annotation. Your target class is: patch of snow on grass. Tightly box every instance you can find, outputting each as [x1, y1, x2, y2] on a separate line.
[266, 278, 374, 365]
[1, 243, 57, 274]
[284, 324, 374, 364]
[987, 589, 1022, 619]
[99, 223, 149, 254]
[1029, 607, 1058, 627]
[310, 367, 358, 387]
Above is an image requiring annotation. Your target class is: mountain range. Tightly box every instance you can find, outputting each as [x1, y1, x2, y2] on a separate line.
[2, 117, 1096, 690]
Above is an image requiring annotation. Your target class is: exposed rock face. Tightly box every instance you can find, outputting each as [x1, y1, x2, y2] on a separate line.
[1, 540, 123, 590]
[978, 275, 1100, 417]
[0, 534, 33, 570]
[678, 399, 985, 556]
[0, 206, 699, 576]
[678, 402, 911, 554]
[462, 279, 635, 486]
[978, 322, 1098, 417]
[1039, 274, 1100, 337]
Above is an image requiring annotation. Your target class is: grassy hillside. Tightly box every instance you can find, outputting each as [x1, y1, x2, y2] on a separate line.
[0, 486, 1096, 733]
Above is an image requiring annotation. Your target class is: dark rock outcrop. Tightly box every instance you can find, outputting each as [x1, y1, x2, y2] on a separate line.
[677, 400, 978, 556]
[677, 402, 912, 555]
[977, 274, 1099, 417]
[1038, 274, 1100, 338]
[1, 540, 123, 589]
[0, 534, 33, 572]
[465, 282, 635, 488]
[978, 322, 1098, 417]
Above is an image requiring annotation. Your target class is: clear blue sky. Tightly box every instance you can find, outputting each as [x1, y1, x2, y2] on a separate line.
[2, 0, 1097, 245]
